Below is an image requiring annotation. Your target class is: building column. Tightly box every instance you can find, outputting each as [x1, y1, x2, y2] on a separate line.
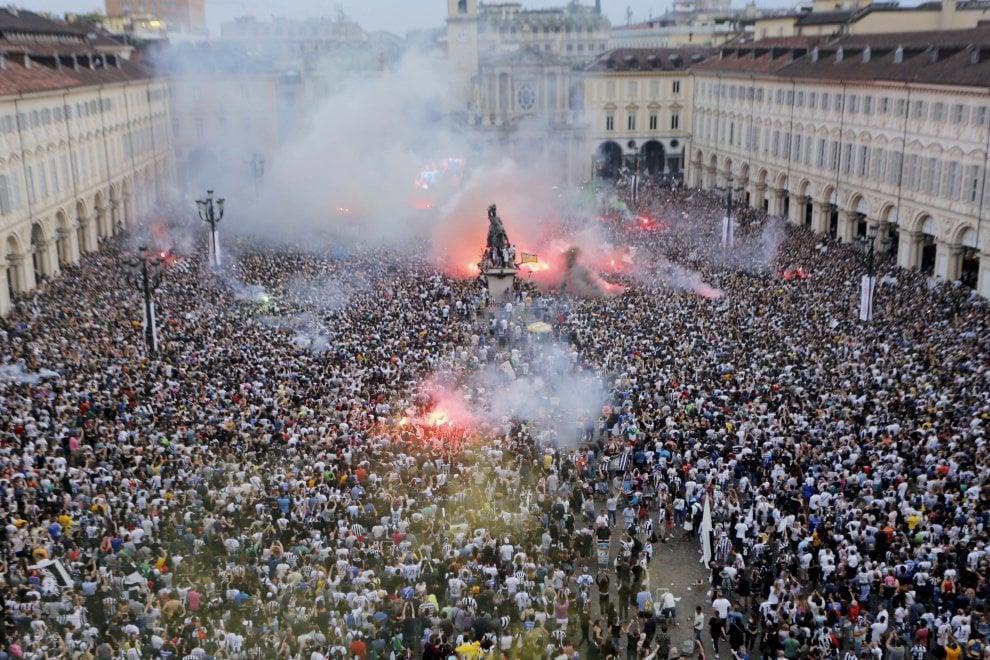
[788, 195, 806, 225]
[19, 253, 36, 292]
[978, 252, 990, 299]
[0, 261, 10, 317]
[78, 216, 97, 253]
[57, 227, 79, 266]
[836, 210, 856, 244]
[935, 240, 963, 281]
[120, 196, 131, 230]
[42, 239, 60, 279]
[769, 187, 785, 216]
[752, 182, 766, 210]
[812, 202, 829, 235]
[898, 230, 922, 270]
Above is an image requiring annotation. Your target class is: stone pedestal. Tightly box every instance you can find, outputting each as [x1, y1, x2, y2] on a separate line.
[484, 267, 517, 304]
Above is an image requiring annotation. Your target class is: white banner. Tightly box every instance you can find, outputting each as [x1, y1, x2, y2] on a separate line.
[142, 299, 158, 354]
[211, 229, 221, 266]
[859, 274, 877, 322]
[700, 495, 713, 565]
[721, 216, 736, 249]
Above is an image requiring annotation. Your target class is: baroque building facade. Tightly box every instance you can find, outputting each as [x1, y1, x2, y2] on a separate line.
[584, 48, 707, 180]
[0, 9, 175, 316]
[687, 29, 990, 297]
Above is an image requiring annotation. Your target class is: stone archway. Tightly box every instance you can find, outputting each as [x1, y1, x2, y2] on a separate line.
[4, 233, 25, 306]
[30, 222, 52, 286]
[76, 199, 95, 254]
[917, 215, 938, 275]
[958, 226, 979, 288]
[642, 140, 665, 176]
[55, 209, 75, 267]
[596, 141, 623, 179]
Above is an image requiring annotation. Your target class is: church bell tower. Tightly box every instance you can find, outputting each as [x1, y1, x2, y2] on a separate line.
[446, 0, 480, 110]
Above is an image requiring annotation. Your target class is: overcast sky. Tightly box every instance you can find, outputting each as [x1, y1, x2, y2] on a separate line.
[24, 0, 795, 35]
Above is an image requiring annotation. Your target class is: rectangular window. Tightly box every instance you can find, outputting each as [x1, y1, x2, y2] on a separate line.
[49, 159, 59, 194]
[37, 166, 47, 199]
[0, 175, 9, 215]
[671, 113, 679, 130]
[848, 95, 858, 113]
[895, 99, 906, 116]
[931, 102, 945, 122]
[808, 92, 817, 108]
[817, 138, 827, 169]
[911, 100, 926, 120]
[25, 165, 35, 204]
[793, 134, 802, 162]
[627, 113, 636, 131]
[902, 155, 916, 190]
[963, 164, 982, 202]
[672, 80, 680, 94]
[821, 93, 830, 110]
[863, 96, 873, 114]
[804, 136, 812, 166]
[951, 104, 966, 124]
[606, 113, 614, 131]
[888, 152, 902, 186]
[627, 81, 638, 99]
[974, 106, 988, 126]
[944, 161, 960, 200]
[729, 122, 735, 145]
[649, 112, 658, 130]
[833, 95, 843, 112]
[605, 81, 615, 100]
[796, 91, 804, 107]
[842, 142, 853, 175]
[783, 132, 791, 159]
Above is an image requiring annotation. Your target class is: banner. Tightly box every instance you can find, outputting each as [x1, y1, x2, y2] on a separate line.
[700, 495, 713, 565]
[859, 274, 877, 322]
[520, 253, 538, 264]
[211, 229, 222, 266]
[721, 216, 736, 249]
[142, 299, 158, 354]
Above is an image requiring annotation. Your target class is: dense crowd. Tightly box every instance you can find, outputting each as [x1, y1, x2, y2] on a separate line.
[0, 178, 988, 660]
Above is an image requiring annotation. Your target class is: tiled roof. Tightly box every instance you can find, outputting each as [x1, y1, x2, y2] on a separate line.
[690, 38, 818, 74]
[0, 54, 153, 96]
[0, 7, 87, 37]
[587, 47, 712, 72]
[692, 28, 990, 88]
[794, 10, 854, 26]
[779, 29, 990, 86]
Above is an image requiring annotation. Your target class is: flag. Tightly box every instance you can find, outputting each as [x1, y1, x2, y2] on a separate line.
[520, 253, 538, 264]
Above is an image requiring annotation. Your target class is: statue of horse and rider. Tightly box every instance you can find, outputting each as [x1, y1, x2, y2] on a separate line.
[484, 204, 515, 269]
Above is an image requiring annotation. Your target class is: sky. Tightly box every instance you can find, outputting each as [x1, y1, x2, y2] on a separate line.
[23, 0, 759, 35]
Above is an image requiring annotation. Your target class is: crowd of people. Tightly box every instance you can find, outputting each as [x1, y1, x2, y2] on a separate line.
[0, 177, 987, 660]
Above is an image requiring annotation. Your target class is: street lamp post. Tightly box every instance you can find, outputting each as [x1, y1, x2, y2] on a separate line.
[127, 246, 164, 356]
[857, 224, 888, 322]
[249, 154, 265, 196]
[721, 180, 738, 250]
[196, 190, 225, 267]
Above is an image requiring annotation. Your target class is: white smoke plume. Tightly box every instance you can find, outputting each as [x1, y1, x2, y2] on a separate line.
[0, 363, 60, 385]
